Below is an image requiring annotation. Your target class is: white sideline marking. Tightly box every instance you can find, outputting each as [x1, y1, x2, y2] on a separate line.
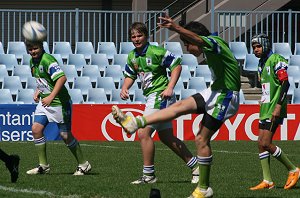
[18, 141, 299, 156]
[0, 185, 81, 198]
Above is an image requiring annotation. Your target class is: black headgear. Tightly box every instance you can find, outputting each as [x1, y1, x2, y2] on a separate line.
[251, 33, 271, 54]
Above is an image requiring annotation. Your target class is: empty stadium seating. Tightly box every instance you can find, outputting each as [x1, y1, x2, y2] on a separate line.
[272, 43, 292, 61]
[229, 41, 248, 61]
[0, 39, 299, 105]
[164, 42, 183, 57]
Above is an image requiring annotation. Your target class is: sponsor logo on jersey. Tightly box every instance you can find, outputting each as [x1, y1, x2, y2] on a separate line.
[39, 65, 44, 73]
[146, 57, 152, 66]
[266, 66, 270, 75]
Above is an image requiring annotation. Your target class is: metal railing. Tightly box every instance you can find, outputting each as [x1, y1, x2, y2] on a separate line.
[0, 9, 167, 52]
[216, 9, 300, 52]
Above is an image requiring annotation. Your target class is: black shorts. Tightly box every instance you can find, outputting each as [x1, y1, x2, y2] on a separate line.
[192, 93, 223, 132]
[259, 117, 284, 133]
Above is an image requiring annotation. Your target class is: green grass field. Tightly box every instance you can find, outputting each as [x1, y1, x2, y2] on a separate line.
[0, 140, 299, 198]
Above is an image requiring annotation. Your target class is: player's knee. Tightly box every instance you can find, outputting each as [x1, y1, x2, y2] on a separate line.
[258, 139, 271, 151]
[31, 124, 43, 136]
[137, 129, 151, 140]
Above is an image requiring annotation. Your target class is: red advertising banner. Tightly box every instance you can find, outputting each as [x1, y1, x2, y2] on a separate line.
[72, 104, 300, 141]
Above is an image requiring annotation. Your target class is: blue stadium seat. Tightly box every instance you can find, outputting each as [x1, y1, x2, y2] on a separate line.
[188, 77, 207, 92]
[17, 89, 35, 104]
[181, 65, 192, 88]
[51, 54, 64, 66]
[180, 89, 197, 100]
[195, 65, 212, 85]
[90, 54, 109, 76]
[0, 42, 4, 54]
[294, 43, 300, 55]
[26, 76, 37, 89]
[133, 89, 145, 103]
[7, 41, 27, 61]
[292, 88, 300, 104]
[81, 65, 101, 87]
[182, 54, 198, 76]
[173, 77, 184, 100]
[87, 88, 108, 104]
[67, 54, 87, 75]
[105, 65, 123, 88]
[273, 43, 292, 61]
[288, 55, 300, 69]
[0, 89, 14, 104]
[112, 54, 128, 66]
[52, 42, 73, 62]
[68, 88, 84, 104]
[119, 42, 135, 54]
[21, 54, 32, 65]
[96, 76, 118, 90]
[43, 41, 50, 54]
[0, 65, 8, 87]
[0, 54, 19, 75]
[73, 76, 93, 99]
[287, 66, 300, 85]
[229, 41, 248, 61]
[2, 76, 23, 100]
[13, 65, 32, 87]
[288, 77, 296, 103]
[243, 54, 259, 72]
[75, 42, 95, 62]
[97, 42, 117, 61]
[61, 65, 79, 88]
[164, 42, 183, 58]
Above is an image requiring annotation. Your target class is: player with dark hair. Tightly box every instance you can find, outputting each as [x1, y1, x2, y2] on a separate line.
[0, 149, 19, 183]
[250, 33, 299, 190]
[117, 22, 199, 184]
[25, 40, 91, 176]
[112, 16, 240, 198]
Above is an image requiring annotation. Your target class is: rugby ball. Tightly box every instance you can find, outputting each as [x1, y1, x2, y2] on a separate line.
[22, 21, 47, 41]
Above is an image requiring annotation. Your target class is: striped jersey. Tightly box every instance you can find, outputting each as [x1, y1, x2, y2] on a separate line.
[124, 43, 182, 96]
[200, 35, 241, 91]
[258, 52, 288, 120]
[30, 53, 70, 106]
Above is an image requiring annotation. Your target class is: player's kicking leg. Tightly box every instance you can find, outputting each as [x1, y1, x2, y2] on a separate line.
[112, 105, 143, 134]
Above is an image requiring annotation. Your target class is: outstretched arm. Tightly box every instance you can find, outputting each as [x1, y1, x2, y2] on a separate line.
[157, 16, 209, 48]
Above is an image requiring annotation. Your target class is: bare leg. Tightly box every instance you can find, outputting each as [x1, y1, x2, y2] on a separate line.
[145, 97, 198, 125]
[137, 127, 155, 166]
[158, 128, 193, 163]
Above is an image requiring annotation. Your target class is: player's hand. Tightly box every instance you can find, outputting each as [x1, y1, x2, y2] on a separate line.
[160, 87, 173, 100]
[33, 90, 40, 103]
[157, 15, 176, 30]
[120, 89, 130, 100]
[41, 95, 54, 107]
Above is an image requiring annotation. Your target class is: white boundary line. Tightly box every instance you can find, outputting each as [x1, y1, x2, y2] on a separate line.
[18, 141, 300, 156]
[0, 185, 81, 198]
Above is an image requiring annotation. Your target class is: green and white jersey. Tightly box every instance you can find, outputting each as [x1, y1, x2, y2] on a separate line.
[30, 53, 70, 107]
[200, 35, 241, 91]
[258, 52, 288, 120]
[124, 43, 182, 96]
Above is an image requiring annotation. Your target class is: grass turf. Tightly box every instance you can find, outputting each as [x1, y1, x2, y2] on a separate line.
[0, 140, 299, 197]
